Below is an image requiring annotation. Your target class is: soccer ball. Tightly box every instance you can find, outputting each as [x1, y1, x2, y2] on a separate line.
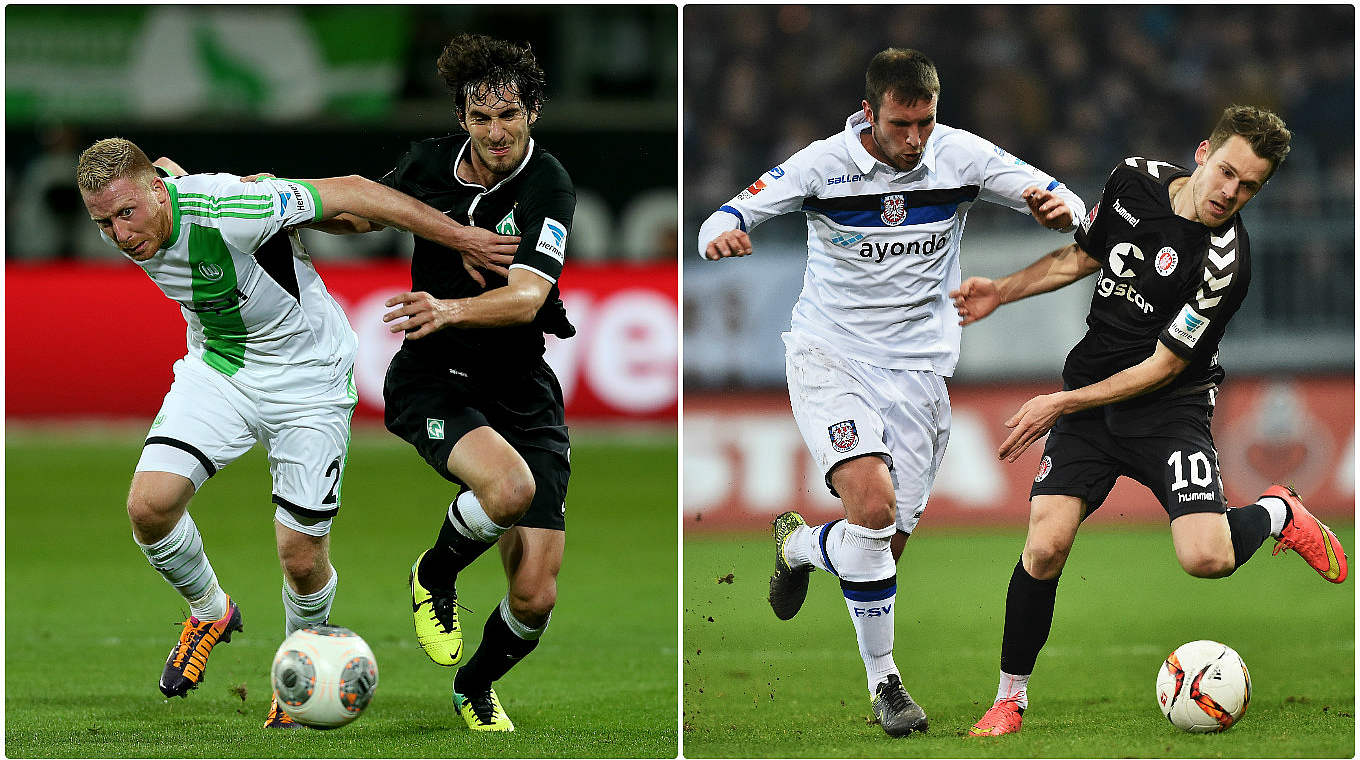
[271, 624, 379, 728]
[1155, 640, 1250, 733]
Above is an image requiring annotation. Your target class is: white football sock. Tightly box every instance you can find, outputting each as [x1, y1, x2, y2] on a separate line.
[996, 671, 1030, 709]
[498, 596, 549, 641]
[783, 523, 818, 569]
[790, 520, 846, 574]
[1257, 496, 1288, 537]
[830, 521, 899, 693]
[448, 490, 512, 543]
[136, 512, 228, 621]
[283, 565, 338, 636]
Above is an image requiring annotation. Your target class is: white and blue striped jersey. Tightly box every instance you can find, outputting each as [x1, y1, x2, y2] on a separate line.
[698, 110, 1085, 375]
[111, 173, 357, 393]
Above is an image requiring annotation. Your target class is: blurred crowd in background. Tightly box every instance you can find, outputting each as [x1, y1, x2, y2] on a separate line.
[683, 5, 1353, 386]
[7, 5, 676, 262]
[686, 5, 1352, 218]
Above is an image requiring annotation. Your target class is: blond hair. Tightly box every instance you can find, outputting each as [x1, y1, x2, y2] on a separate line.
[76, 138, 157, 195]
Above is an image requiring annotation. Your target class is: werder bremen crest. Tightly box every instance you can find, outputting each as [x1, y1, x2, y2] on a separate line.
[496, 203, 520, 235]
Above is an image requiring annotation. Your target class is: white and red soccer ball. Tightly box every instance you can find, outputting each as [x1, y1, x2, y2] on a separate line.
[271, 625, 379, 729]
[1155, 640, 1250, 733]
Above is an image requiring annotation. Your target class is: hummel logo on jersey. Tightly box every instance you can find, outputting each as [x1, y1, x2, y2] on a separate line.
[1112, 198, 1140, 227]
[830, 231, 865, 247]
[858, 231, 950, 263]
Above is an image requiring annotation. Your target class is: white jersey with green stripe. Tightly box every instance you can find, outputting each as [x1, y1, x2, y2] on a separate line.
[127, 173, 357, 393]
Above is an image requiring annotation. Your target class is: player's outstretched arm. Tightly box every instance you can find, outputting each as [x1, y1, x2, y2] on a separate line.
[307, 175, 519, 260]
[951, 243, 1100, 325]
[997, 342, 1189, 462]
[382, 267, 551, 339]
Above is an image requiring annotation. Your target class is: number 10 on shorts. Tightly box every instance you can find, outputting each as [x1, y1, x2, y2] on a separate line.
[1167, 449, 1213, 491]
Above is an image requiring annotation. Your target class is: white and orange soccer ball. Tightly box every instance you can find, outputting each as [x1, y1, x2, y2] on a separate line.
[1155, 640, 1250, 733]
[271, 625, 379, 728]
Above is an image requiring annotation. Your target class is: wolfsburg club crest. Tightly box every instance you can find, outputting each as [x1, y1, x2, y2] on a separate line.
[828, 420, 859, 453]
[881, 194, 907, 226]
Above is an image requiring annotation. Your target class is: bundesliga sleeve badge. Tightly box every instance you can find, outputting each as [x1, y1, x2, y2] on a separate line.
[828, 420, 859, 453]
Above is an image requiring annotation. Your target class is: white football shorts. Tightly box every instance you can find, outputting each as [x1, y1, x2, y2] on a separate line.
[783, 331, 951, 534]
[136, 355, 358, 537]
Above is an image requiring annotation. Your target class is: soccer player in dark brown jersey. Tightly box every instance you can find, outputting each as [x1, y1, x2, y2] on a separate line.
[948, 105, 1347, 737]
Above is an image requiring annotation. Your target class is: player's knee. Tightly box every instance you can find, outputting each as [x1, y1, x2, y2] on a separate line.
[126, 487, 183, 540]
[278, 539, 328, 587]
[1022, 540, 1069, 580]
[508, 584, 556, 626]
[479, 465, 536, 522]
[1178, 550, 1234, 579]
[849, 504, 895, 532]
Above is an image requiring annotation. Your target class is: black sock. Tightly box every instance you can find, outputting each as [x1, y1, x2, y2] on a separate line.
[418, 498, 495, 591]
[455, 607, 541, 692]
[999, 557, 1060, 676]
[1225, 504, 1272, 572]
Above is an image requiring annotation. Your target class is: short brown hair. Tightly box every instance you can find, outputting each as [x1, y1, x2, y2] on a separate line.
[76, 138, 156, 195]
[865, 48, 940, 114]
[1208, 105, 1292, 179]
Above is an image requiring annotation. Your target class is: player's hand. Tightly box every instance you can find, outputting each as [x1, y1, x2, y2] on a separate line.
[383, 291, 458, 340]
[241, 172, 276, 182]
[1022, 186, 1074, 231]
[704, 230, 753, 260]
[998, 392, 1068, 463]
[949, 277, 1001, 325]
[451, 227, 518, 287]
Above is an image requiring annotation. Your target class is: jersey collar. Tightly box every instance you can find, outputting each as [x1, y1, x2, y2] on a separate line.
[844, 110, 937, 178]
[452, 137, 536, 192]
[162, 179, 182, 249]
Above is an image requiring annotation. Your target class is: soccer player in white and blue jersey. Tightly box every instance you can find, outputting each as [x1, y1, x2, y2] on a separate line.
[697, 49, 1086, 737]
[77, 137, 511, 727]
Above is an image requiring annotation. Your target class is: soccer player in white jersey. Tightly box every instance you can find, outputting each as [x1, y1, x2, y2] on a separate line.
[697, 48, 1086, 737]
[76, 137, 516, 728]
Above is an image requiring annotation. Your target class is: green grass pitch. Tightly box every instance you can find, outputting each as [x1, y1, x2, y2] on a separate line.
[684, 523, 1354, 758]
[5, 425, 677, 758]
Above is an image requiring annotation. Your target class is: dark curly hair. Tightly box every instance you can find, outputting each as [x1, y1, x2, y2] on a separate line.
[437, 33, 547, 120]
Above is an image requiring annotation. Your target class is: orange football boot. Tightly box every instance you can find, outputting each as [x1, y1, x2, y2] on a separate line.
[1267, 485, 1347, 583]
